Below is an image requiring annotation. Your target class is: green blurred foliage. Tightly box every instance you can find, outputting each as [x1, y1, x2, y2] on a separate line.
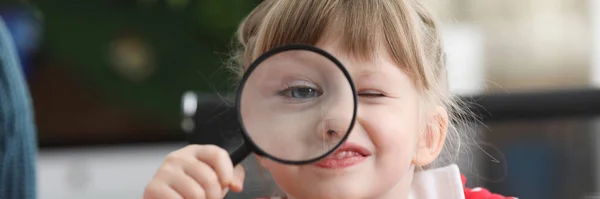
[33, 0, 259, 125]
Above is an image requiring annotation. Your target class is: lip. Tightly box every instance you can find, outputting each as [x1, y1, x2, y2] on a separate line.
[314, 142, 371, 169]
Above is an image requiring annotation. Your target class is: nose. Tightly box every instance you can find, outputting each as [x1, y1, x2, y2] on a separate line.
[317, 119, 347, 142]
[313, 66, 357, 144]
[315, 98, 355, 142]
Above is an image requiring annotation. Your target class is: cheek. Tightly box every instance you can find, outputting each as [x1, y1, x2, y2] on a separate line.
[361, 103, 422, 167]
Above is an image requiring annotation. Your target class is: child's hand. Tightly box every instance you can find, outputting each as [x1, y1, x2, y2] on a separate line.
[143, 145, 245, 199]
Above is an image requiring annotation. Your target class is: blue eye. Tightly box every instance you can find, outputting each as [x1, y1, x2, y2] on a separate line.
[290, 87, 321, 99]
[279, 86, 323, 100]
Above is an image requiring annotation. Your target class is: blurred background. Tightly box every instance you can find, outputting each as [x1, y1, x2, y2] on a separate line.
[1, 0, 599, 198]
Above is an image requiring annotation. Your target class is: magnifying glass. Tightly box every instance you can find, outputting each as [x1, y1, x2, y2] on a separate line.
[188, 44, 358, 166]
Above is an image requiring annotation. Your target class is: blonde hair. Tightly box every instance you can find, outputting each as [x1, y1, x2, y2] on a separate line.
[227, 0, 472, 169]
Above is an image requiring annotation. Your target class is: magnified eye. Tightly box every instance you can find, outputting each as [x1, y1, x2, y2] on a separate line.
[277, 81, 323, 100]
[279, 86, 323, 99]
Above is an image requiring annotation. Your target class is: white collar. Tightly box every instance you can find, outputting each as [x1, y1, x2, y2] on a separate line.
[267, 164, 466, 199]
[409, 164, 465, 199]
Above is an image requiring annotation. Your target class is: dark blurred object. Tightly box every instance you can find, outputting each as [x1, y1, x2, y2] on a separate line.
[0, 16, 37, 199]
[465, 88, 600, 122]
[182, 92, 243, 151]
[30, 57, 176, 148]
[28, 0, 261, 147]
[0, 2, 43, 79]
[502, 141, 565, 199]
[31, 0, 260, 125]
[482, 119, 595, 199]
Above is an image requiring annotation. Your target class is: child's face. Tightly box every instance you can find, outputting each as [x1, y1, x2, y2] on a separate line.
[255, 38, 447, 199]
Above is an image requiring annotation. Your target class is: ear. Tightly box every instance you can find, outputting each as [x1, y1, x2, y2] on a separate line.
[412, 106, 449, 166]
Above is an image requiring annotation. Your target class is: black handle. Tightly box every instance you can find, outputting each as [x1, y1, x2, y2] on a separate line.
[225, 133, 252, 165]
[185, 92, 252, 165]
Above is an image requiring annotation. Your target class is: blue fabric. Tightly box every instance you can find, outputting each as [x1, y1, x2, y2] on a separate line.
[0, 16, 37, 199]
[504, 141, 564, 199]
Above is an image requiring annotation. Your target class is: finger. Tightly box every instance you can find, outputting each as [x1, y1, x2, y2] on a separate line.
[221, 187, 229, 197]
[188, 145, 235, 187]
[168, 171, 205, 199]
[231, 165, 246, 192]
[143, 182, 183, 199]
[181, 160, 223, 199]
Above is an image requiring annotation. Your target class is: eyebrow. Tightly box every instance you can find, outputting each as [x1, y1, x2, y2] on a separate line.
[352, 65, 383, 80]
[285, 51, 327, 67]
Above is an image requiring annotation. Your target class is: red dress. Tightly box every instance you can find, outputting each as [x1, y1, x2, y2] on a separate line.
[461, 175, 517, 199]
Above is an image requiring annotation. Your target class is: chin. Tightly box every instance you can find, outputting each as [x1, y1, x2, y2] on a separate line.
[295, 190, 369, 199]
[289, 178, 376, 199]
[270, 158, 407, 199]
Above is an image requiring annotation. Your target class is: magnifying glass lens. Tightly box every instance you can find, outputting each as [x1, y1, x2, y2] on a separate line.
[239, 48, 355, 163]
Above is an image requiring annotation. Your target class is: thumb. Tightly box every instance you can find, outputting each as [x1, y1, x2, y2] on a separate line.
[229, 165, 245, 192]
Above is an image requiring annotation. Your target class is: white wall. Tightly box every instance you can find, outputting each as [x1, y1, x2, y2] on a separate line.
[37, 143, 272, 199]
[37, 143, 184, 199]
[592, 0, 600, 86]
[443, 24, 485, 95]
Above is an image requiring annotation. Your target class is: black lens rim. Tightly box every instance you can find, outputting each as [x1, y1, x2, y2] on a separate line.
[235, 44, 358, 165]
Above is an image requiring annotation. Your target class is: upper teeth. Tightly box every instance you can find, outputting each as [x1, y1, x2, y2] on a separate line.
[334, 151, 359, 159]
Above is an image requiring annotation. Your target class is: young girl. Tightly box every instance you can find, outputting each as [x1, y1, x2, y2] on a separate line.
[143, 0, 516, 199]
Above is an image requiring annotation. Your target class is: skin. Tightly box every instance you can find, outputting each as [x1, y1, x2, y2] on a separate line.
[255, 37, 449, 199]
[142, 36, 448, 199]
[240, 49, 355, 161]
